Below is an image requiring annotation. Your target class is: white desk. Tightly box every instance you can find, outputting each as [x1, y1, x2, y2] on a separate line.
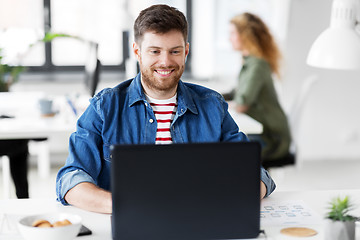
[0, 198, 111, 240]
[227, 101, 263, 135]
[0, 117, 75, 140]
[228, 109, 262, 135]
[262, 190, 360, 239]
[1, 190, 359, 239]
[0, 92, 76, 140]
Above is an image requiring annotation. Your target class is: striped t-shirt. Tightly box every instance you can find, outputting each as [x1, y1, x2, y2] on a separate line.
[145, 94, 177, 144]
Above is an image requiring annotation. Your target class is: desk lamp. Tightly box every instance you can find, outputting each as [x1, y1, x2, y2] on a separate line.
[306, 0, 360, 70]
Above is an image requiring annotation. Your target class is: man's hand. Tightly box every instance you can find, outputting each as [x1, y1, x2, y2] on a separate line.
[64, 182, 112, 214]
[260, 181, 267, 199]
[227, 101, 249, 113]
[235, 104, 249, 113]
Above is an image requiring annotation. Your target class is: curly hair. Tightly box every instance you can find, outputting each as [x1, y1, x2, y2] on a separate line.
[230, 12, 282, 78]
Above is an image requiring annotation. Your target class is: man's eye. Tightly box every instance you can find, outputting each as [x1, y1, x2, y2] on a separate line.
[171, 50, 180, 55]
[150, 50, 160, 54]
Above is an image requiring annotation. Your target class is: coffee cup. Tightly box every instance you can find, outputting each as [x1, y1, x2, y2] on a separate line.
[38, 98, 54, 116]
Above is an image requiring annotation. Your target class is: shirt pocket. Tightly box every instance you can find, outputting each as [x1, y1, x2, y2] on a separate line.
[103, 143, 112, 163]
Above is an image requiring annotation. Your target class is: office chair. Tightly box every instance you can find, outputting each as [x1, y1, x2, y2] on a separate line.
[262, 153, 295, 169]
[263, 75, 319, 170]
[288, 75, 319, 169]
[84, 42, 101, 97]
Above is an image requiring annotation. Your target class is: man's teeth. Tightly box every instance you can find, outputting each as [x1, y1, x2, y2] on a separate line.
[157, 70, 171, 75]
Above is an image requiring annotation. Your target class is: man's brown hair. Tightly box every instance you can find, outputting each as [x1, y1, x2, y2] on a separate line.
[134, 4, 188, 44]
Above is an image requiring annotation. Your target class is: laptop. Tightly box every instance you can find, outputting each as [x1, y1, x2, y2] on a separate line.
[111, 142, 261, 240]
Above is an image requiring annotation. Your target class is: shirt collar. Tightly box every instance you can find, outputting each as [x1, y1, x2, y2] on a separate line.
[177, 80, 198, 115]
[128, 73, 198, 115]
[128, 73, 146, 107]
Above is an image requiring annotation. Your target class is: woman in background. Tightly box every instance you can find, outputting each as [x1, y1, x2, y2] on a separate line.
[228, 12, 291, 165]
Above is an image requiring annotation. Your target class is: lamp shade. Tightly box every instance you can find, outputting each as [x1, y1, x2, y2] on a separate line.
[306, 27, 360, 70]
[306, 0, 360, 70]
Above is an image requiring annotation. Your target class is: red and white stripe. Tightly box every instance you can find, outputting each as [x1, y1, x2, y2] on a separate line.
[146, 94, 177, 144]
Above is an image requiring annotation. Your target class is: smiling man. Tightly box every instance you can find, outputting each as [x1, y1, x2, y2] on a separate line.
[56, 4, 276, 214]
[134, 29, 188, 99]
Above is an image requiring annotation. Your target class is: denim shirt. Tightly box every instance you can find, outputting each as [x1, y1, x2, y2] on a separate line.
[56, 73, 276, 205]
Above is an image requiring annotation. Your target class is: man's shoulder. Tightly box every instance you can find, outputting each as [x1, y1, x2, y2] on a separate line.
[91, 79, 133, 102]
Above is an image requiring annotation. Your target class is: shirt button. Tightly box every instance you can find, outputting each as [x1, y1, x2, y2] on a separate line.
[145, 103, 148, 107]
[149, 119, 154, 123]
[181, 109, 184, 112]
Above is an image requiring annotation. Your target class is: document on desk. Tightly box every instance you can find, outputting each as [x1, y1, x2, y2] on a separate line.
[260, 200, 322, 226]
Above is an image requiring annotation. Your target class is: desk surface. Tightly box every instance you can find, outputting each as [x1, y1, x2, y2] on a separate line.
[1, 190, 359, 239]
[228, 108, 262, 135]
[0, 117, 75, 140]
[0, 92, 80, 140]
[0, 198, 111, 240]
[262, 189, 360, 240]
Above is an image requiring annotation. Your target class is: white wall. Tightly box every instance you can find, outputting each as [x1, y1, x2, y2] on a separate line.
[192, 0, 291, 80]
[192, 0, 360, 161]
[283, 0, 360, 161]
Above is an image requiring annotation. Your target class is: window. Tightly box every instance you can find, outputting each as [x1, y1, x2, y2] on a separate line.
[0, 0, 192, 73]
[0, 0, 45, 66]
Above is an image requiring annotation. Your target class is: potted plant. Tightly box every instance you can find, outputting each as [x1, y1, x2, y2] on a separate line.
[324, 196, 358, 240]
[0, 48, 26, 92]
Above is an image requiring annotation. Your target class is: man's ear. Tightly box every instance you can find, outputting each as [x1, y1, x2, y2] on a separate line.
[185, 42, 190, 58]
[185, 42, 190, 63]
[133, 42, 141, 61]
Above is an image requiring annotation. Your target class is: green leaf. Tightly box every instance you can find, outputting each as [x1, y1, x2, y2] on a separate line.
[326, 196, 357, 222]
[41, 32, 81, 42]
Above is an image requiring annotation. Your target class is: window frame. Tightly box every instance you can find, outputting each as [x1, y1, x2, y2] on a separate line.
[27, 0, 192, 74]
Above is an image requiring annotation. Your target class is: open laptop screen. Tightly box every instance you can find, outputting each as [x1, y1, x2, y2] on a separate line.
[111, 142, 261, 240]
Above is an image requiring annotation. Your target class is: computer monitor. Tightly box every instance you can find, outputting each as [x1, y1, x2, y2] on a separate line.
[84, 42, 101, 97]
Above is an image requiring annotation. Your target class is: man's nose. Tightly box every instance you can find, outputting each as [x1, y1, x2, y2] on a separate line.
[158, 52, 172, 66]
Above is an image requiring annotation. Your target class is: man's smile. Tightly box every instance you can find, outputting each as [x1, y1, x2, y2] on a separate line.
[154, 69, 175, 77]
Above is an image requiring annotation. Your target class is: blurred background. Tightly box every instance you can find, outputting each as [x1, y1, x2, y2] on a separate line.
[1, 0, 360, 198]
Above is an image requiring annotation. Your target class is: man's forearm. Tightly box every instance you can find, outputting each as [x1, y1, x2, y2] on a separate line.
[64, 182, 112, 214]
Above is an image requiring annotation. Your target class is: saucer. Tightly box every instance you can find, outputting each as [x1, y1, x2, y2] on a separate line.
[41, 112, 57, 117]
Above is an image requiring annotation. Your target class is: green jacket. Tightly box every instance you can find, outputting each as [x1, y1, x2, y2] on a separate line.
[234, 55, 291, 160]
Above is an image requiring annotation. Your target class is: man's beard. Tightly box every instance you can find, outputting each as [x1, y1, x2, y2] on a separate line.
[140, 60, 185, 94]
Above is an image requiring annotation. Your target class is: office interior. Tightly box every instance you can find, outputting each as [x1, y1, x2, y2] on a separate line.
[1, 0, 360, 200]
